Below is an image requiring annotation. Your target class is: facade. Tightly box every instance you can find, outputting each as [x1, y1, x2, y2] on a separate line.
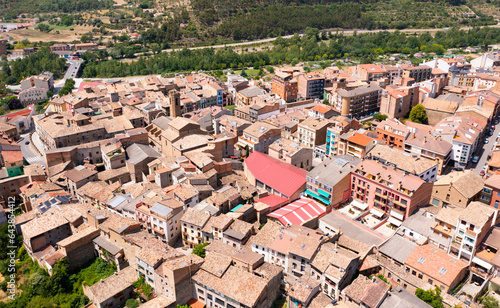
[272, 72, 297, 102]
[18, 88, 48, 106]
[376, 119, 410, 150]
[325, 117, 362, 157]
[337, 131, 377, 159]
[351, 159, 433, 225]
[305, 155, 361, 209]
[180, 207, 211, 248]
[334, 84, 382, 118]
[296, 117, 332, 148]
[298, 72, 325, 99]
[268, 138, 313, 171]
[238, 121, 281, 154]
[430, 171, 483, 208]
[480, 175, 500, 208]
[401, 65, 432, 83]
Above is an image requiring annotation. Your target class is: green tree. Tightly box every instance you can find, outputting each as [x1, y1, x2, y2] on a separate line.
[373, 113, 388, 121]
[483, 296, 500, 308]
[240, 69, 247, 77]
[192, 242, 209, 258]
[415, 287, 443, 308]
[126, 298, 140, 308]
[409, 104, 428, 124]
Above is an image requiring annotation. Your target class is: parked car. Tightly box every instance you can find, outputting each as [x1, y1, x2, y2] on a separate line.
[480, 170, 485, 176]
[472, 156, 479, 163]
[485, 139, 490, 144]
[492, 125, 496, 130]
[25, 140, 30, 145]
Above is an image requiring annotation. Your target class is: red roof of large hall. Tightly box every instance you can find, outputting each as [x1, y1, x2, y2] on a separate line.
[245, 151, 307, 197]
[267, 198, 326, 226]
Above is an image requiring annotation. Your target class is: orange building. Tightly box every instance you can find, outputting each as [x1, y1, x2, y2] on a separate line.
[272, 72, 297, 102]
[376, 118, 410, 150]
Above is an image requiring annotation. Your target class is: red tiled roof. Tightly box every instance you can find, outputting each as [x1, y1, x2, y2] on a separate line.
[78, 81, 103, 91]
[2, 150, 23, 164]
[255, 195, 288, 211]
[245, 152, 307, 197]
[0, 105, 34, 120]
[187, 298, 205, 308]
[348, 132, 373, 147]
[267, 198, 325, 226]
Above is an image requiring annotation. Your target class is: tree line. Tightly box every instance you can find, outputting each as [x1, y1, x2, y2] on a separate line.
[81, 27, 500, 78]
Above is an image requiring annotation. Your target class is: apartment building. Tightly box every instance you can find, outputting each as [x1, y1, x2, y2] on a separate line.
[404, 123, 452, 175]
[334, 84, 382, 118]
[305, 155, 361, 208]
[268, 138, 313, 171]
[480, 174, 500, 208]
[351, 160, 433, 226]
[180, 208, 211, 248]
[325, 117, 362, 157]
[434, 116, 483, 167]
[308, 104, 336, 119]
[65, 165, 98, 195]
[349, 64, 388, 82]
[429, 207, 464, 252]
[20, 71, 54, 92]
[376, 118, 410, 150]
[238, 121, 281, 154]
[101, 141, 125, 170]
[235, 86, 267, 106]
[448, 202, 497, 264]
[431, 171, 483, 208]
[297, 117, 332, 148]
[298, 72, 325, 99]
[18, 88, 49, 106]
[272, 72, 298, 102]
[401, 64, 432, 83]
[148, 201, 184, 245]
[337, 131, 377, 159]
[367, 144, 439, 182]
[214, 115, 252, 136]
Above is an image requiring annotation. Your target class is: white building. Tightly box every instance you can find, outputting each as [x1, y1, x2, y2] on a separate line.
[149, 203, 184, 245]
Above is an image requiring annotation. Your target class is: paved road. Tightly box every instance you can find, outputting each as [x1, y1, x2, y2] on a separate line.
[132, 23, 500, 58]
[54, 59, 83, 93]
[19, 133, 46, 167]
[470, 118, 500, 175]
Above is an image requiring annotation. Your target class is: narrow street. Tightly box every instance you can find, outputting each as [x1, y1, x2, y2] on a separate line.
[471, 118, 500, 175]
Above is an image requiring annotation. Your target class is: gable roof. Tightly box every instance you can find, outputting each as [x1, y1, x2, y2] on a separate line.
[267, 198, 325, 226]
[245, 151, 307, 197]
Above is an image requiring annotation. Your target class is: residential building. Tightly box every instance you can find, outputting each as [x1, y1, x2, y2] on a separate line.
[401, 65, 432, 83]
[334, 84, 382, 118]
[297, 117, 332, 148]
[308, 104, 336, 119]
[101, 141, 126, 170]
[341, 276, 390, 308]
[429, 206, 464, 252]
[268, 138, 313, 171]
[379, 87, 417, 119]
[349, 64, 388, 82]
[20, 72, 54, 92]
[480, 174, 500, 208]
[238, 121, 281, 154]
[404, 123, 452, 175]
[448, 202, 497, 264]
[351, 159, 433, 225]
[148, 201, 185, 245]
[75, 43, 97, 51]
[235, 86, 267, 106]
[180, 208, 211, 248]
[83, 266, 137, 308]
[305, 155, 361, 208]
[422, 97, 460, 126]
[201, 213, 234, 243]
[430, 171, 483, 208]
[325, 116, 362, 157]
[272, 72, 297, 102]
[244, 151, 307, 201]
[366, 144, 439, 182]
[376, 118, 410, 150]
[18, 88, 48, 106]
[213, 115, 252, 136]
[65, 165, 98, 195]
[337, 131, 377, 159]
[298, 72, 325, 99]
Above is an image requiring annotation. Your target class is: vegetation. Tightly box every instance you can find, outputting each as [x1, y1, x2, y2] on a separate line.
[0, 256, 116, 308]
[81, 27, 500, 78]
[1, 47, 66, 84]
[58, 79, 75, 97]
[132, 277, 153, 301]
[409, 104, 428, 124]
[483, 296, 500, 308]
[192, 242, 209, 258]
[373, 113, 388, 121]
[415, 287, 444, 308]
[125, 298, 140, 308]
[0, 96, 22, 115]
[1, 0, 114, 18]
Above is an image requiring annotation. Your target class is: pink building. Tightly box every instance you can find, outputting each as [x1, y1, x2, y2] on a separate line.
[350, 160, 433, 226]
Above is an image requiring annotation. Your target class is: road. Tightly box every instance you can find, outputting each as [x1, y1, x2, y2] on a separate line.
[470, 119, 500, 175]
[132, 23, 500, 58]
[19, 133, 46, 167]
[54, 59, 83, 93]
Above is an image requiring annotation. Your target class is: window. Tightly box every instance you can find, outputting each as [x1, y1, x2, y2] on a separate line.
[417, 257, 425, 264]
[412, 270, 416, 276]
[432, 198, 440, 206]
[418, 273, 423, 279]
[439, 268, 447, 275]
[428, 279, 433, 285]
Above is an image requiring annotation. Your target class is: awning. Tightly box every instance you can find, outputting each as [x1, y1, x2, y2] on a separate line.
[388, 216, 402, 227]
[187, 298, 206, 308]
[352, 200, 368, 210]
[370, 208, 384, 218]
[305, 190, 331, 205]
[390, 209, 405, 221]
[318, 189, 330, 198]
[472, 256, 493, 270]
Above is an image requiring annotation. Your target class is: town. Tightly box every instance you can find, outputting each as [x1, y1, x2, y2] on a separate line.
[2, 41, 500, 308]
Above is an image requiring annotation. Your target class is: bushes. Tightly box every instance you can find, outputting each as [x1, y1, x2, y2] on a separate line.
[192, 242, 209, 258]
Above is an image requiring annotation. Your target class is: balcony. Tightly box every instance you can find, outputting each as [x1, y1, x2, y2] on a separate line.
[432, 223, 452, 236]
[465, 229, 477, 237]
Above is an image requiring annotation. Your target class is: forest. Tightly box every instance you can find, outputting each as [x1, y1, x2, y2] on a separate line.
[0, 0, 114, 19]
[0, 48, 67, 85]
[80, 27, 500, 78]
